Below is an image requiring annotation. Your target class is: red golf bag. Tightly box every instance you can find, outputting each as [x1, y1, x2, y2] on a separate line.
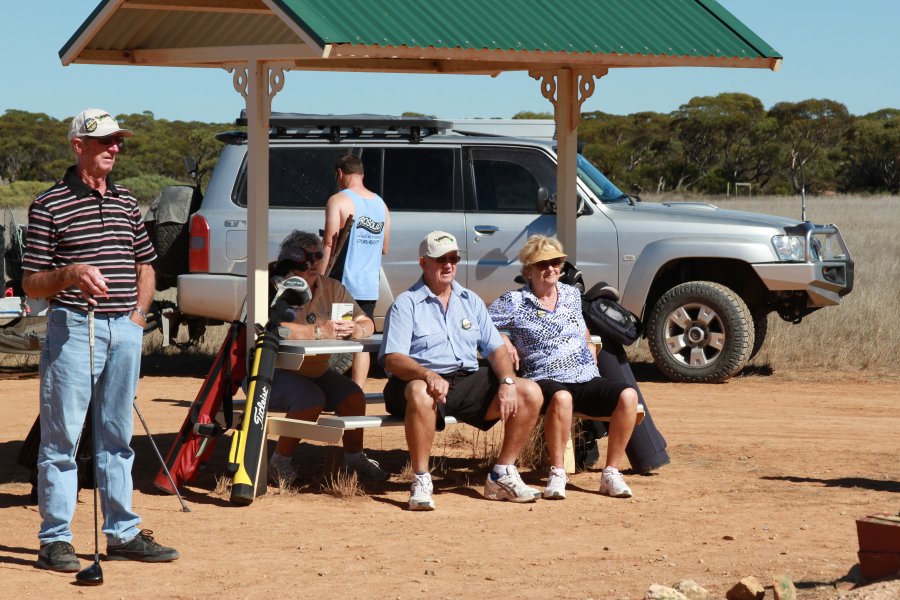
[153, 320, 246, 494]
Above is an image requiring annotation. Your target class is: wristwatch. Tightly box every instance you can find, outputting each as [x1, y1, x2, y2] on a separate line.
[500, 377, 515, 385]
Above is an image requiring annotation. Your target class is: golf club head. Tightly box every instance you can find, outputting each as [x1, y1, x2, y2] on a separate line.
[272, 276, 312, 307]
[75, 561, 103, 586]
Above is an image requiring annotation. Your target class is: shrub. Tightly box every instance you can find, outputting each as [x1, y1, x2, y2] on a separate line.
[0, 180, 53, 208]
[118, 174, 185, 205]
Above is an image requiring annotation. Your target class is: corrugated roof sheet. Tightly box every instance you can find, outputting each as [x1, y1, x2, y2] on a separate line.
[275, 0, 780, 60]
[60, 0, 779, 70]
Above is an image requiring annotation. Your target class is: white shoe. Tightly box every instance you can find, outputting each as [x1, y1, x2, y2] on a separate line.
[543, 466, 568, 500]
[483, 466, 541, 503]
[408, 473, 435, 511]
[599, 468, 632, 498]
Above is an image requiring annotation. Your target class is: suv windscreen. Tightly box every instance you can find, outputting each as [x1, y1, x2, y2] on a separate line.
[577, 154, 626, 202]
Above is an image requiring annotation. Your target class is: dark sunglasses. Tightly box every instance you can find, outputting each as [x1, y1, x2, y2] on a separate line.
[533, 257, 564, 270]
[432, 253, 461, 265]
[90, 135, 125, 147]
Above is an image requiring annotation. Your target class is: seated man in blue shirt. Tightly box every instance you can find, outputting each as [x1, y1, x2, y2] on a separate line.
[379, 231, 543, 510]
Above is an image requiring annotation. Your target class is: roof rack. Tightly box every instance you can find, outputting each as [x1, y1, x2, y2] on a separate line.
[231, 111, 452, 144]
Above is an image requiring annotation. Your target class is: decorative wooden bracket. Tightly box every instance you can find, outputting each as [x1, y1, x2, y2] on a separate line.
[529, 68, 607, 130]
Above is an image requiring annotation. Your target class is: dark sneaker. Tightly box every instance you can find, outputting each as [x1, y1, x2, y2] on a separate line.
[36, 541, 81, 572]
[105, 530, 180, 562]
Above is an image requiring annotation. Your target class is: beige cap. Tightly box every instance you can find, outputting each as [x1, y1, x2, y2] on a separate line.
[419, 231, 462, 258]
[68, 108, 134, 142]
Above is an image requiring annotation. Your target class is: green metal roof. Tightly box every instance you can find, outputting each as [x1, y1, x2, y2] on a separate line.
[273, 0, 780, 61]
[60, 0, 780, 71]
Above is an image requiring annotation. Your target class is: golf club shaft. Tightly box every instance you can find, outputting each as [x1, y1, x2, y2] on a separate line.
[133, 399, 190, 512]
[88, 306, 100, 564]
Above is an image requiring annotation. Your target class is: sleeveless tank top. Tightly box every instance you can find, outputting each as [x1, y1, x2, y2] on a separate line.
[340, 189, 386, 301]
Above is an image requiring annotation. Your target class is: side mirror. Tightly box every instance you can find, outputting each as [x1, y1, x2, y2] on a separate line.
[183, 156, 199, 180]
[537, 186, 551, 213]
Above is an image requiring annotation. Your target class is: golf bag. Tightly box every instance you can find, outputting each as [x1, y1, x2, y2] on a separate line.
[227, 275, 311, 505]
[17, 404, 96, 502]
[569, 279, 670, 473]
[153, 320, 247, 494]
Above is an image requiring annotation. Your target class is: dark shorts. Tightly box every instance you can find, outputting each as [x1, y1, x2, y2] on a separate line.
[269, 368, 361, 413]
[536, 377, 630, 417]
[355, 300, 376, 319]
[383, 366, 500, 431]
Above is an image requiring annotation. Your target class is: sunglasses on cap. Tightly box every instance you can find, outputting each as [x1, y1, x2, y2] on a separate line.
[431, 253, 461, 265]
[533, 257, 564, 270]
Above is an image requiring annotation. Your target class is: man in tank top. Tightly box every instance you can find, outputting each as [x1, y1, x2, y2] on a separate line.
[322, 154, 390, 389]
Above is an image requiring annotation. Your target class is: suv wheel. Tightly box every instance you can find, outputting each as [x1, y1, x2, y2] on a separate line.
[646, 281, 754, 383]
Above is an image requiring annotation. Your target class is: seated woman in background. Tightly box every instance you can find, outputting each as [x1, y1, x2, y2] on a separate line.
[265, 230, 389, 484]
[488, 234, 638, 500]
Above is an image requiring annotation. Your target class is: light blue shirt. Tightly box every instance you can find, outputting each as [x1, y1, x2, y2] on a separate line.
[380, 277, 504, 374]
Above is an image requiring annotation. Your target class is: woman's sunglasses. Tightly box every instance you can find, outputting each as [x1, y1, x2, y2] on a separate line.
[432, 253, 461, 265]
[533, 257, 564, 270]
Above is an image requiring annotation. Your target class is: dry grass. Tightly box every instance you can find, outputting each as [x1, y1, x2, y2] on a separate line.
[319, 469, 365, 499]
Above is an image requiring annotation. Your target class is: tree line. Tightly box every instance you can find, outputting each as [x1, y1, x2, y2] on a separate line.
[571, 93, 899, 195]
[2, 93, 898, 204]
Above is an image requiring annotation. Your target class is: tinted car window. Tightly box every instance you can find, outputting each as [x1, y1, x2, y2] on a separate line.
[235, 146, 351, 208]
[469, 146, 557, 213]
[382, 148, 456, 211]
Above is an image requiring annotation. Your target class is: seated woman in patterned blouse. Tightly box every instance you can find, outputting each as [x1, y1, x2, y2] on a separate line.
[488, 234, 639, 500]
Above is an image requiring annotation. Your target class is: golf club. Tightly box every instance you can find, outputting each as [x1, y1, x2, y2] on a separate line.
[133, 398, 190, 512]
[76, 306, 103, 586]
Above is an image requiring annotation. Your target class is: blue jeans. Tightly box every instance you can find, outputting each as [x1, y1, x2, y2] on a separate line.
[37, 306, 143, 546]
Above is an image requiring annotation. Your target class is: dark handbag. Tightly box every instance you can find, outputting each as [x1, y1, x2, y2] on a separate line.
[582, 282, 641, 346]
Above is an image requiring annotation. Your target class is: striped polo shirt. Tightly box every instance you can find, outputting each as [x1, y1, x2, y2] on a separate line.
[22, 166, 157, 313]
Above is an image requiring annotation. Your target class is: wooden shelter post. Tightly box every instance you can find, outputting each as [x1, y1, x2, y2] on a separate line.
[230, 59, 286, 328]
[531, 67, 605, 257]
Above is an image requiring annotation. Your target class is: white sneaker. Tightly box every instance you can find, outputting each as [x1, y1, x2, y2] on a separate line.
[483, 465, 541, 503]
[346, 453, 390, 482]
[599, 468, 633, 498]
[543, 466, 568, 500]
[408, 473, 435, 511]
[268, 454, 297, 485]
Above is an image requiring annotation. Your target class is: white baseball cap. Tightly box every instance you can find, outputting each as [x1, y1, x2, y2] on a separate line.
[419, 231, 463, 258]
[68, 108, 134, 142]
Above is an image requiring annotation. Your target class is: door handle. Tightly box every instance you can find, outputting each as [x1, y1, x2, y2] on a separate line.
[474, 225, 500, 235]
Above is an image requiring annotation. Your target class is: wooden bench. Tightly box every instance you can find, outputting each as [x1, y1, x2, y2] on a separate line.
[267, 393, 644, 475]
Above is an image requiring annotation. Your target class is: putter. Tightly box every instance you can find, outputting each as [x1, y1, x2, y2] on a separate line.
[76, 306, 103, 586]
[133, 398, 190, 512]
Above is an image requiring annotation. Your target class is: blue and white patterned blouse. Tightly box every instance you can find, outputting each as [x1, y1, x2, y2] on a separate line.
[489, 283, 599, 383]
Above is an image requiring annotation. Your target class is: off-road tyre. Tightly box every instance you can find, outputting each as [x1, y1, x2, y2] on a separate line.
[152, 221, 189, 291]
[646, 281, 754, 383]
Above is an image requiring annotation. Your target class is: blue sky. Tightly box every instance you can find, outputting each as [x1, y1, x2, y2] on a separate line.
[2, 1, 897, 123]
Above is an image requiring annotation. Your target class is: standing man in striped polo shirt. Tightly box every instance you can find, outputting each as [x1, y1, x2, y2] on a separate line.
[23, 108, 179, 573]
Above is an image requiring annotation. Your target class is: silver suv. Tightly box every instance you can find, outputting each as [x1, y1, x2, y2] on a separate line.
[170, 114, 854, 383]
